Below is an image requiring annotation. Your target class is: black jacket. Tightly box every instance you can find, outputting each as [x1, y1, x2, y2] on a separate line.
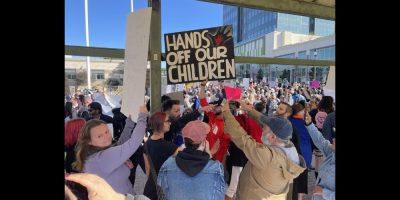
[164, 109, 201, 145]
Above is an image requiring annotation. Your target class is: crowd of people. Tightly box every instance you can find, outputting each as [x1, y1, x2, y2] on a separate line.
[65, 79, 335, 200]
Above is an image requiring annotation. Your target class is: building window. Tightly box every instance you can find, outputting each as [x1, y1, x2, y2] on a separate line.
[315, 46, 335, 60]
[298, 51, 307, 59]
[96, 74, 105, 80]
[276, 53, 295, 59]
[65, 69, 76, 80]
[92, 70, 105, 80]
[67, 74, 76, 80]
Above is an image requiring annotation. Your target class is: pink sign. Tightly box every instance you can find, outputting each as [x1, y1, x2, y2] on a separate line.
[310, 80, 321, 89]
[224, 86, 242, 100]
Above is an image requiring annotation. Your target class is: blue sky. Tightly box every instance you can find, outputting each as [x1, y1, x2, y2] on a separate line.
[65, 0, 223, 51]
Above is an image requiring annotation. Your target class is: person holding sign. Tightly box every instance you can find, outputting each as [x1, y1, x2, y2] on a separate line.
[73, 105, 148, 195]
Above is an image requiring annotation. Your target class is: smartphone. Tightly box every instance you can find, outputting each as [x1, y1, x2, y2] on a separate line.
[221, 98, 227, 105]
[65, 179, 88, 200]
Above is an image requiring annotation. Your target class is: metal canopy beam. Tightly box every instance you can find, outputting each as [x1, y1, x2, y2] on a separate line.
[65, 45, 125, 58]
[65, 45, 335, 66]
[197, 0, 335, 20]
[235, 56, 335, 66]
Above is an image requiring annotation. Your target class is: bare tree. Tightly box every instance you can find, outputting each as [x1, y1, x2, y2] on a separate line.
[75, 69, 87, 86]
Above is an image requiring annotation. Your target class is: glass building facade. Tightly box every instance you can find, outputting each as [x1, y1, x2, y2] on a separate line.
[276, 13, 309, 35]
[223, 6, 335, 44]
[234, 44, 336, 83]
[224, 5, 335, 84]
[271, 46, 335, 84]
[314, 18, 335, 37]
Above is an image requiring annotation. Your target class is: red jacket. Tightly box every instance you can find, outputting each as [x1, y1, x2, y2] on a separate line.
[200, 98, 230, 162]
[235, 113, 263, 144]
[246, 115, 263, 143]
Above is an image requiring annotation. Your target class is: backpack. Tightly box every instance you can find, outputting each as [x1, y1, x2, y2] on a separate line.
[315, 111, 328, 129]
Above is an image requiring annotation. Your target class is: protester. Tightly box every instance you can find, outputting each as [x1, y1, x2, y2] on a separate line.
[222, 100, 306, 200]
[73, 105, 148, 195]
[199, 80, 230, 163]
[87, 102, 113, 123]
[157, 120, 225, 200]
[143, 112, 181, 200]
[65, 118, 86, 173]
[305, 112, 335, 200]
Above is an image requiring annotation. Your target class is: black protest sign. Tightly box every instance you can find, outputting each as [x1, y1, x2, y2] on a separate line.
[164, 25, 235, 84]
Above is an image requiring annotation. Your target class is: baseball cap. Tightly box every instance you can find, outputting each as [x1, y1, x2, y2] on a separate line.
[182, 120, 210, 143]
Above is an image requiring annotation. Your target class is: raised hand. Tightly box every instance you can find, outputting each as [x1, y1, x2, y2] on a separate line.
[305, 111, 312, 125]
[201, 79, 208, 86]
[199, 105, 215, 113]
[239, 100, 253, 112]
[222, 99, 229, 113]
[65, 173, 126, 200]
[125, 160, 134, 169]
[139, 104, 148, 114]
[313, 185, 323, 196]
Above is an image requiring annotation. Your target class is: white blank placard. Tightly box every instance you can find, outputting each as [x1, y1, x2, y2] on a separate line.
[121, 8, 152, 122]
[323, 66, 335, 102]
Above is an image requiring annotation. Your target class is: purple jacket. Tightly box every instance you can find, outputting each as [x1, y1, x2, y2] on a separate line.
[83, 112, 148, 194]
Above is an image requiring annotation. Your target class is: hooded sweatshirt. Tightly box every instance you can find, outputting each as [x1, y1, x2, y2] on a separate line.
[222, 109, 306, 200]
[176, 148, 210, 176]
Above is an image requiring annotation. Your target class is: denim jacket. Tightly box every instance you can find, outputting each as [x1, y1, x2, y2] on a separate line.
[306, 124, 335, 200]
[157, 156, 225, 200]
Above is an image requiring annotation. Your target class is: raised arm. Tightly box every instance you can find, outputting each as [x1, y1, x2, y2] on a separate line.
[305, 112, 333, 157]
[322, 112, 335, 141]
[199, 79, 207, 99]
[177, 104, 214, 129]
[239, 100, 264, 127]
[222, 101, 274, 169]
[116, 116, 136, 145]
[93, 105, 148, 173]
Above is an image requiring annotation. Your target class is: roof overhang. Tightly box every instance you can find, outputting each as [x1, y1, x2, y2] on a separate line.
[197, 0, 335, 20]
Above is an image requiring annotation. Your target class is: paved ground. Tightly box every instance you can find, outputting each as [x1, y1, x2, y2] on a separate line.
[133, 166, 147, 195]
[305, 169, 316, 200]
